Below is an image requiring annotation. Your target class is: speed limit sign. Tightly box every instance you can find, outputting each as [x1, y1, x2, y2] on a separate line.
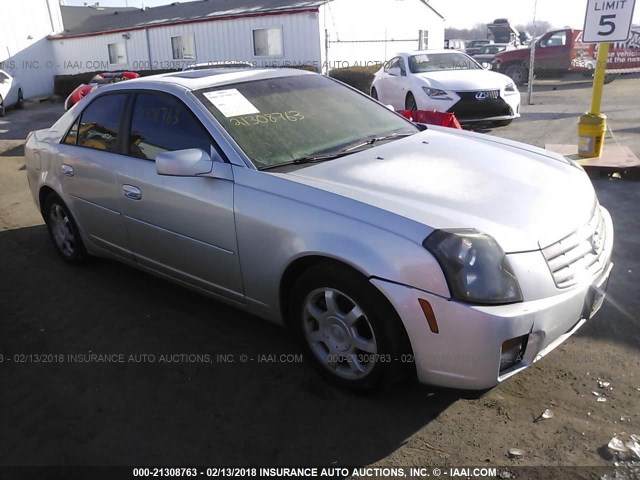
[583, 0, 637, 42]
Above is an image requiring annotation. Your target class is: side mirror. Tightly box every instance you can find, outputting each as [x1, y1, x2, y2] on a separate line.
[156, 148, 233, 180]
[156, 148, 212, 177]
[387, 66, 401, 77]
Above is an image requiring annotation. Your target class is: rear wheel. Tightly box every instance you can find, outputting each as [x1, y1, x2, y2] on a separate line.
[505, 64, 528, 86]
[16, 89, 24, 109]
[0, 95, 5, 117]
[43, 193, 88, 264]
[371, 87, 378, 100]
[290, 263, 413, 390]
[405, 92, 417, 111]
[604, 73, 619, 84]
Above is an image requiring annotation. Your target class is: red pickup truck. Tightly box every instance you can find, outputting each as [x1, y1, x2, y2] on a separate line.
[492, 28, 640, 85]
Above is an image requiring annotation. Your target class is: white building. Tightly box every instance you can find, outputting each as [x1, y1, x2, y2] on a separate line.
[0, 0, 64, 98]
[2, 0, 445, 97]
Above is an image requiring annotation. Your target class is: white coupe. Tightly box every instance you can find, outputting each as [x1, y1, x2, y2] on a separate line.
[0, 68, 24, 117]
[371, 50, 521, 127]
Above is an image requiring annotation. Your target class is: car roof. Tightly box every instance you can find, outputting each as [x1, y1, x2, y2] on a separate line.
[395, 49, 470, 57]
[105, 67, 313, 92]
[184, 62, 255, 70]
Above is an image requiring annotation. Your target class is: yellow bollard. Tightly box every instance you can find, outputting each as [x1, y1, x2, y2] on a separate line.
[578, 42, 610, 158]
[578, 112, 606, 158]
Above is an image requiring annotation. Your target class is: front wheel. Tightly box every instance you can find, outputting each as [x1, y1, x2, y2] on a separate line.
[505, 64, 528, 86]
[16, 89, 24, 109]
[290, 263, 413, 390]
[43, 194, 88, 264]
[371, 87, 378, 100]
[405, 92, 417, 111]
[0, 95, 5, 117]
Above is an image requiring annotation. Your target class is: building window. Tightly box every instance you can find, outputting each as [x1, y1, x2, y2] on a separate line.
[252, 28, 283, 57]
[171, 35, 196, 60]
[108, 42, 127, 65]
[419, 30, 429, 50]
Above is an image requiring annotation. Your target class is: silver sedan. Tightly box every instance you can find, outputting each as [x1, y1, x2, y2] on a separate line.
[25, 68, 613, 390]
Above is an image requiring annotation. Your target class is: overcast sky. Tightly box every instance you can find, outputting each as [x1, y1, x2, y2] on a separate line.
[63, 0, 640, 30]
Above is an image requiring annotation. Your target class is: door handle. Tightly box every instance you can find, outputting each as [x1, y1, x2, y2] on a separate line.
[61, 164, 74, 177]
[122, 184, 142, 200]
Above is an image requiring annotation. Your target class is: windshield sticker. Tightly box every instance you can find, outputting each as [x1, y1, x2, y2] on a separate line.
[230, 111, 304, 127]
[203, 89, 260, 117]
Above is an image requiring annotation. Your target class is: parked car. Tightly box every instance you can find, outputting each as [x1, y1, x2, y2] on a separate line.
[64, 71, 139, 110]
[465, 39, 493, 56]
[370, 50, 521, 126]
[444, 39, 466, 51]
[26, 68, 613, 391]
[0, 69, 24, 116]
[492, 28, 640, 85]
[182, 61, 255, 71]
[472, 43, 512, 64]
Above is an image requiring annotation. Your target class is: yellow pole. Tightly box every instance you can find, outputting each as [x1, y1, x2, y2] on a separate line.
[578, 42, 610, 158]
[590, 42, 610, 115]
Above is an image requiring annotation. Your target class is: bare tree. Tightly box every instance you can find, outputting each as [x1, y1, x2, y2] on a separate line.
[514, 20, 553, 36]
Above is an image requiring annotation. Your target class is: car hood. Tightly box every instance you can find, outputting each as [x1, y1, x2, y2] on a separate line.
[282, 128, 596, 253]
[415, 69, 512, 90]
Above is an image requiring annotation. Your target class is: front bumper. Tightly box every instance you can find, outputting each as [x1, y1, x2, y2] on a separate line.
[449, 91, 521, 124]
[372, 209, 614, 390]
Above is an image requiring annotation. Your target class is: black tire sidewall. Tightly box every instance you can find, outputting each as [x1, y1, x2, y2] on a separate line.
[290, 264, 411, 390]
[506, 65, 527, 85]
[405, 93, 417, 111]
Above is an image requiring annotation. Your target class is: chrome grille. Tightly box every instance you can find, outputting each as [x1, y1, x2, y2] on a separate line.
[457, 90, 500, 100]
[542, 207, 608, 288]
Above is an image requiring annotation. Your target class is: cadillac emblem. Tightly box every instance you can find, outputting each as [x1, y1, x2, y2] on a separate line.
[591, 230, 603, 254]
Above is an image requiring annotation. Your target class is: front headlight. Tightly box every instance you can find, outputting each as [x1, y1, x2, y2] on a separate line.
[422, 86, 452, 100]
[504, 83, 518, 94]
[423, 229, 522, 305]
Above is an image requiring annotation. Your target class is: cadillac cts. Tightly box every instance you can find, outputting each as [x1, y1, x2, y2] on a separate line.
[25, 68, 613, 390]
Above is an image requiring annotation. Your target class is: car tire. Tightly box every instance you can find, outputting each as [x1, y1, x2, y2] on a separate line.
[16, 89, 24, 109]
[290, 263, 413, 390]
[405, 92, 417, 111]
[505, 64, 528, 86]
[371, 87, 378, 100]
[43, 193, 89, 265]
[0, 95, 5, 117]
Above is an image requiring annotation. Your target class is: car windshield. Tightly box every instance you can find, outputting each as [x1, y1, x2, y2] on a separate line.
[480, 45, 506, 54]
[408, 52, 481, 73]
[195, 74, 418, 169]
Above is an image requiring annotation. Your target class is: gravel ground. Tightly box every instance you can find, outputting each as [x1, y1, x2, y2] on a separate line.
[0, 81, 639, 475]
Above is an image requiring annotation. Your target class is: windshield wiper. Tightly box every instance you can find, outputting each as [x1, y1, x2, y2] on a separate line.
[340, 132, 415, 153]
[259, 151, 350, 170]
[259, 132, 415, 170]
